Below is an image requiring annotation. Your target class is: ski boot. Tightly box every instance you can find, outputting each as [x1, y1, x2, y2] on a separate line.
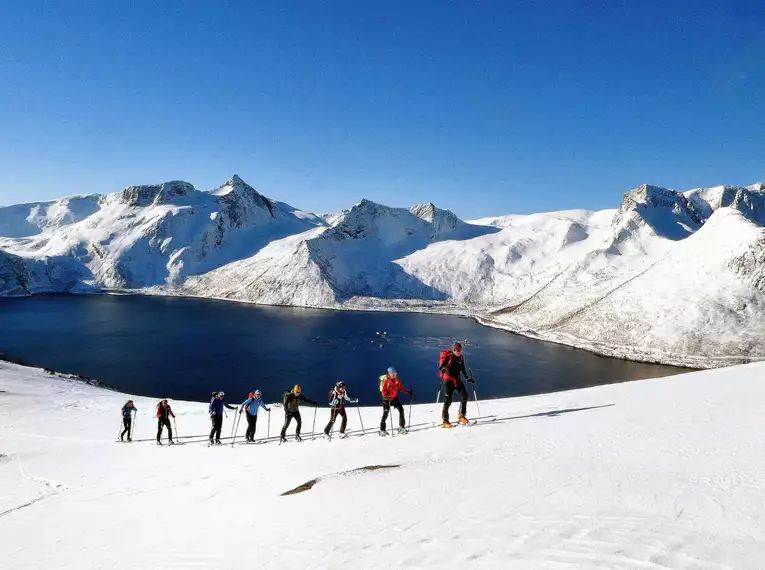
[397, 427, 408, 435]
[279, 436, 287, 444]
[458, 414, 469, 425]
[379, 429, 389, 437]
[295, 434, 303, 442]
[338, 432, 348, 439]
[168, 440, 175, 445]
[442, 420, 454, 429]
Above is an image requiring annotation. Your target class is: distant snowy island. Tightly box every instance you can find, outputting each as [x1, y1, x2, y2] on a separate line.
[2, 175, 764, 369]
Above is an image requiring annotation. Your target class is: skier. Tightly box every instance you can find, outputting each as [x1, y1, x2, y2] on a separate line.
[323, 381, 358, 439]
[239, 390, 271, 442]
[156, 399, 175, 445]
[120, 400, 136, 442]
[379, 367, 413, 436]
[439, 342, 473, 427]
[209, 391, 237, 445]
[280, 385, 319, 443]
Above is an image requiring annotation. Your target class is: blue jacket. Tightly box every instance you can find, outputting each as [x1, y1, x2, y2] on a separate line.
[209, 397, 236, 416]
[241, 397, 268, 416]
[122, 405, 135, 419]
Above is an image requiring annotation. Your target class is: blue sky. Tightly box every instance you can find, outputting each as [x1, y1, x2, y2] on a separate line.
[1, 1, 763, 218]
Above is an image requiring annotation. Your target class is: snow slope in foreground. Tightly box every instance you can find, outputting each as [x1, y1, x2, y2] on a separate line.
[1, 361, 765, 569]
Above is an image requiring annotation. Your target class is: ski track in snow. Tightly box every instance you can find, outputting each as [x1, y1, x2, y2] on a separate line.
[1, 360, 765, 568]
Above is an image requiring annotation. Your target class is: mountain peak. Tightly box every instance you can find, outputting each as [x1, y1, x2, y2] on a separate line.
[213, 175, 275, 221]
[610, 183, 706, 244]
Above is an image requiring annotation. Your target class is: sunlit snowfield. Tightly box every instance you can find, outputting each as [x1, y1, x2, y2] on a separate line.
[1, 360, 765, 568]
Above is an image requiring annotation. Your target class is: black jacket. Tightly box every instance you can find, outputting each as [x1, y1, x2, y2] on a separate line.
[439, 351, 467, 383]
[283, 392, 319, 413]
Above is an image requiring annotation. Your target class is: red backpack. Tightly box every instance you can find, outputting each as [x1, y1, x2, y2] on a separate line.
[438, 349, 452, 379]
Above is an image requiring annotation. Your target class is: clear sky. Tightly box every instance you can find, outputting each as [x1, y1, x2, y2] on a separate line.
[1, 1, 763, 218]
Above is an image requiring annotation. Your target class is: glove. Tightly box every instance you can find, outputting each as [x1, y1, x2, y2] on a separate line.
[239, 410, 243, 414]
[439, 367, 447, 375]
[467, 378, 476, 384]
[350, 398, 359, 404]
[408, 390, 414, 397]
[266, 408, 272, 412]
[330, 399, 339, 407]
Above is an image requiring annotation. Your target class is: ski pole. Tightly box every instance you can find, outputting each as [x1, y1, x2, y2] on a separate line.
[469, 369, 481, 418]
[172, 416, 179, 444]
[267, 409, 271, 440]
[230, 412, 240, 447]
[311, 406, 318, 440]
[132, 410, 138, 441]
[117, 417, 123, 441]
[355, 400, 365, 435]
[408, 393, 413, 430]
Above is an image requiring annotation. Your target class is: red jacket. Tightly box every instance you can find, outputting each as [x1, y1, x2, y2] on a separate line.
[381, 375, 407, 400]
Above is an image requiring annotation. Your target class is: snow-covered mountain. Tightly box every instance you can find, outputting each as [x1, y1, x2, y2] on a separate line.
[183, 198, 498, 305]
[0, 175, 324, 288]
[1, 176, 764, 368]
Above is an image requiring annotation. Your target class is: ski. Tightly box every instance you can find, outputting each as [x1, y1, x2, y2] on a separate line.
[432, 415, 497, 428]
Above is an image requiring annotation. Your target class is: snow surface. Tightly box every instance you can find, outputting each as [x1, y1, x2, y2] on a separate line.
[2, 177, 765, 368]
[2, 360, 765, 569]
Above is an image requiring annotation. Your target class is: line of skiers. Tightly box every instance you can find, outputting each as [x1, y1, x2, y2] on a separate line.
[119, 342, 473, 444]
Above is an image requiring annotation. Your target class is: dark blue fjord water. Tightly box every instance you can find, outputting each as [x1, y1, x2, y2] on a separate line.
[0, 294, 685, 405]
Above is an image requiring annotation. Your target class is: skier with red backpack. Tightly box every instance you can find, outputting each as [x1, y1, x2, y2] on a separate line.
[156, 399, 175, 445]
[439, 342, 474, 428]
[379, 367, 413, 436]
[323, 381, 358, 439]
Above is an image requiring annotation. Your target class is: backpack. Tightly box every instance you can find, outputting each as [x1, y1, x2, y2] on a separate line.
[439, 349, 452, 378]
[378, 374, 388, 394]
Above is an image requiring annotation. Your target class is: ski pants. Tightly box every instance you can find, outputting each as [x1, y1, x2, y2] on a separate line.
[281, 410, 302, 438]
[380, 398, 405, 430]
[210, 414, 223, 442]
[245, 413, 258, 441]
[324, 407, 347, 435]
[442, 379, 468, 421]
[121, 418, 132, 440]
[157, 417, 172, 442]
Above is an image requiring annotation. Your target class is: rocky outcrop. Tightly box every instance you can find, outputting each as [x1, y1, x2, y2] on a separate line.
[118, 181, 196, 207]
[610, 184, 707, 245]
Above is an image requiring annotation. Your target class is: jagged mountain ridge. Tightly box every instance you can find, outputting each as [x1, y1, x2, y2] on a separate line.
[0, 175, 324, 288]
[1, 176, 765, 368]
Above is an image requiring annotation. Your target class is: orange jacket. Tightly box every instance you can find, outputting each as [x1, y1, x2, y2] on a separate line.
[381, 375, 407, 400]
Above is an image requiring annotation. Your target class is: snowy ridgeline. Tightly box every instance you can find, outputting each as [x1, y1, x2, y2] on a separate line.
[1, 176, 765, 367]
[1, 360, 765, 568]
